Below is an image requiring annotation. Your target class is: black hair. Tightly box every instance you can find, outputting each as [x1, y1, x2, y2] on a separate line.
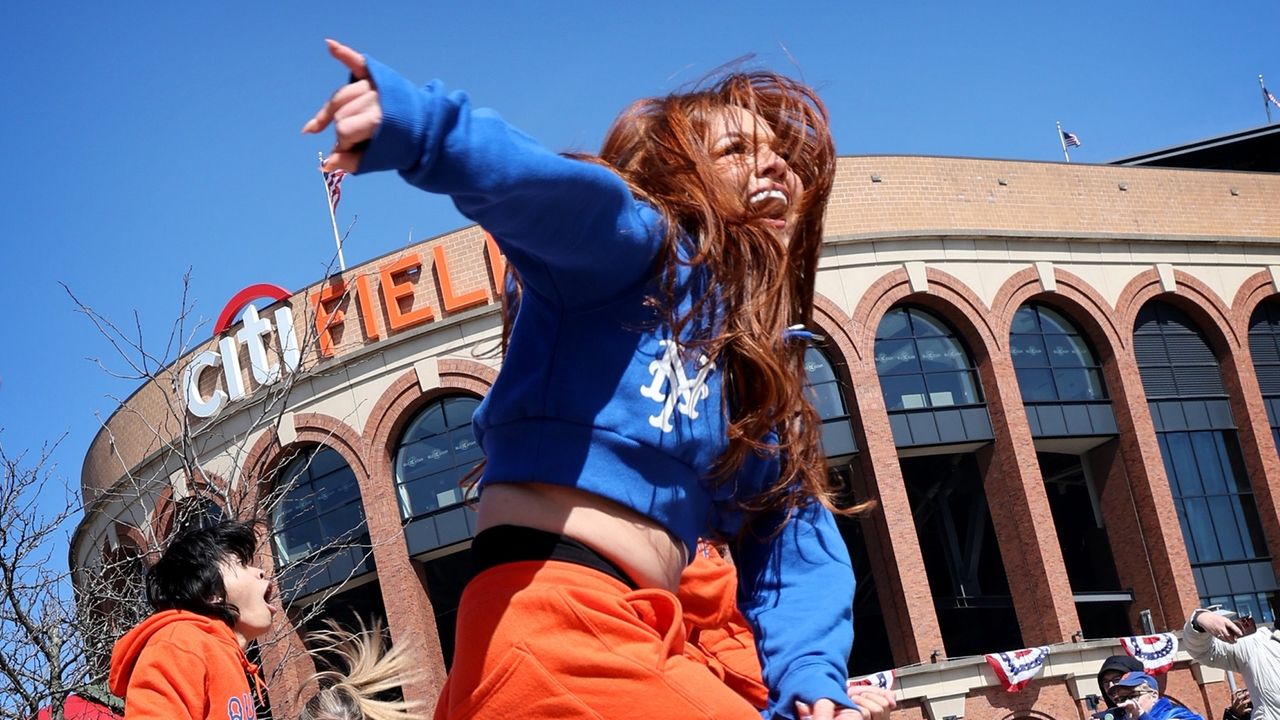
[146, 519, 260, 627]
[1096, 654, 1144, 708]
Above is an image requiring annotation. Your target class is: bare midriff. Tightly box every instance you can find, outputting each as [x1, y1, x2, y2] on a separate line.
[476, 482, 689, 592]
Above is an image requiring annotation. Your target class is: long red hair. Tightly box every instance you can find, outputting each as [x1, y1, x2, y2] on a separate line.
[504, 70, 865, 526]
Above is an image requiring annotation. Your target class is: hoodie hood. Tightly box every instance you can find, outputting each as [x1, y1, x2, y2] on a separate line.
[108, 610, 252, 698]
[1096, 655, 1144, 708]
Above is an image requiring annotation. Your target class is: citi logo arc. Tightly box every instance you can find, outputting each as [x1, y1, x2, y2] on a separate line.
[181, 235, 506, 419]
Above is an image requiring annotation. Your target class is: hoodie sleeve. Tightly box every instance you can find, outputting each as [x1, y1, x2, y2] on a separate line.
[120, 640, 206, 720]
[732, 501, 855, 720]
[1181, 614, 1251, 674]
[356, 57, 663, 308]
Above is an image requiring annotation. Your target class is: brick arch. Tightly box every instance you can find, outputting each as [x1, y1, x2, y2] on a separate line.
[150, 472, 232, 541]
[290, 414, 370, 481]
[112, 521, 151, 563]
[808, 291, 869, 468]
[988, 264, 1199, 631]
[856, 265, 1086, 644]
[990, 265, 1126, 358]
[811, 292, 862, 364]
[1231, 269, 1280, 342]
[809, 291, 864, 426]
[814, 286, 945, 665]
[849, 266, 1001, 363]
[1110, 268, 1267, 626]
[237, 415, 371, 543]
[1115, 268, 1239, 357]
[240, 428, 288, 511]
[362, 357, 496, 460]
[810, 289, 939, 664]
[1222, 271, 1280, 578]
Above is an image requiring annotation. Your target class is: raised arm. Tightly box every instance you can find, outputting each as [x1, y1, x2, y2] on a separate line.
[732, 501, 862, 720]
[1182, 610, 1252, 674]
[304, 40, 663, 306]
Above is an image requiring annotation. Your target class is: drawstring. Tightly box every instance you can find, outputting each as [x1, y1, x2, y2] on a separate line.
[250, 666, 267, 706]
[242, 656, 266, 707]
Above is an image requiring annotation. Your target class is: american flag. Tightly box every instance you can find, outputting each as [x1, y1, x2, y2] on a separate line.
[324, 168, 348, 213]
[1265, 86, 1280, 111]
[1061, 129, 1082, 148]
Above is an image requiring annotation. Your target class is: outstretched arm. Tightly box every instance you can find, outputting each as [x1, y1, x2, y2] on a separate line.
[302, 40, 380, 173]
[303, 40, 664, 307]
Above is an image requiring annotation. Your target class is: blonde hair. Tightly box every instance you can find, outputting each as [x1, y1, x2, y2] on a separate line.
[298, 619, 423, 720]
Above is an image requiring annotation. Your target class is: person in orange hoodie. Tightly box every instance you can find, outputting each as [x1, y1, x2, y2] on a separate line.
[109, 520, 276, 720]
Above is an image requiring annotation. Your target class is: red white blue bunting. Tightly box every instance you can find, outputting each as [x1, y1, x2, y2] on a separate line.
[1120, 633, 1178, 675]
[847, 670, 896, 692]
[985, 646, 1052, 692]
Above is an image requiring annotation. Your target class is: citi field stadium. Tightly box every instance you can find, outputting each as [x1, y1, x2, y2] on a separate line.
[74, 125, 1280, 719]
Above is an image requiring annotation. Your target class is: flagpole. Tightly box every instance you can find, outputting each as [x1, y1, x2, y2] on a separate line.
[1056, 121, 1070, 162]
[319, 152, 346, 272]
[1262, 75, 1274, 125]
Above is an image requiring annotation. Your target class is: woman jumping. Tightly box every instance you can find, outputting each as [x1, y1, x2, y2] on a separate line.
[304, 39, 892, 720]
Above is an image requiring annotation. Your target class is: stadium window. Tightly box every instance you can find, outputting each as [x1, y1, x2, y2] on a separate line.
[394, 395, 482, 520]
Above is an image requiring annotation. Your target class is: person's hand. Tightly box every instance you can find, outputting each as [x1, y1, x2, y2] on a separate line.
[795, 687, 895, 720]
[1230, 688, 1252, 717]
[1197, 611, 1244, 643]
[302, 39, 381, 173]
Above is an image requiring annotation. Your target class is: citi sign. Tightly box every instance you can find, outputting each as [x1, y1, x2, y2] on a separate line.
[182, 237, 504, 418]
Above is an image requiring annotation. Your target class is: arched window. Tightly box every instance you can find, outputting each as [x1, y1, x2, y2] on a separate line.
[1135, 301, 1276, 621]
[1134, 303, 1225, 397]
[173, 495, 226, 534]
[394, 395, 482, 520]
[271, 446, 370, 568]
[804, 346, 856, 460]
[1010, 304, 1107, 402]
[1248, 300, 1280, 447]
[875, 306, 982, 411]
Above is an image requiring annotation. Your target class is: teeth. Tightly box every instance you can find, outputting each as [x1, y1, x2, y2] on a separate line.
[749, 189, 787, 206]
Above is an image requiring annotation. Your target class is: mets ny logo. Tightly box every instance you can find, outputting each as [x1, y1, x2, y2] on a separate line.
[640, 339, 715, 432]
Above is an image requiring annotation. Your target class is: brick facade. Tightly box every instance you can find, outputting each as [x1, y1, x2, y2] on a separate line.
[74, 156, 1280, 719]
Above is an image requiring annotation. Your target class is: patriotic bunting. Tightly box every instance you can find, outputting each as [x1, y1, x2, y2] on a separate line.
[1120, 633, 1178, 675]
[985, 646, 1051, 692]
[848, 670, 896, 692]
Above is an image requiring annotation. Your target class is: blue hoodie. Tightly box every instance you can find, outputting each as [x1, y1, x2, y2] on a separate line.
[1139, 697, 1205, 720]
[356, 56, 855, 719]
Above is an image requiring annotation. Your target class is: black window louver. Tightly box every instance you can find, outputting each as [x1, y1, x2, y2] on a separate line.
[1133, 301, 1226, 399]
[1133, 334, 1169, 365]
[1249, 333, 1280, 364]
[1254, 365, 1280, 396]
[1138, 366, 1179, 398]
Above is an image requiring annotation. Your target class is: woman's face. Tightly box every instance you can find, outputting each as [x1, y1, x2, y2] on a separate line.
[706, 105, 805, 247]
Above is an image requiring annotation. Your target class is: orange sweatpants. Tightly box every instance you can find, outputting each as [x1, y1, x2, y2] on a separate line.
[433, 560, 765, 720]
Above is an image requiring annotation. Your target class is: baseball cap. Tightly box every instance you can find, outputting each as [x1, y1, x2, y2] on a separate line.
[1114, 672, 1158, 691]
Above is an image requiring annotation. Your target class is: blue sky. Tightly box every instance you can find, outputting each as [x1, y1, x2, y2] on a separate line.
[1, 1, 1276, 564]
